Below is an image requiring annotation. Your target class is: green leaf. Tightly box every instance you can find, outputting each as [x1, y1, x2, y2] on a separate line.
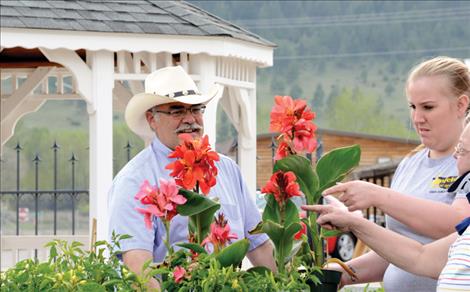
[175, 243, 207, 255]
[102, 279, 121, 287]
[176, 189, 220, 216]
[284, 199, 300, 226]
[215, 239, 250, 267]
[262, 220, 301, 264]
[246, 266, 272, 276]
[274, 155, 319, 205]
[321, 228, 342, 238]
[176, 189, 220, 241]
[316, 145, 361, 194]
[262, 195, 281, 224]
[78, 282, 106, 291]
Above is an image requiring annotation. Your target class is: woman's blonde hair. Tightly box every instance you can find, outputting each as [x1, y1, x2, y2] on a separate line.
[407, 56, 470, 115]
[406, 56, 470, 157]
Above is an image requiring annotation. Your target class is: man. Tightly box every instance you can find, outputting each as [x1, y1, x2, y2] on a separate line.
[108, 66, 275, 288]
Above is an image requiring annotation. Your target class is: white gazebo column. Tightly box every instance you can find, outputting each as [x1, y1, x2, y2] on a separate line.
[234, 87, 257, 194]
[88, 50, 114, 242]
[190, 54, 220, 147]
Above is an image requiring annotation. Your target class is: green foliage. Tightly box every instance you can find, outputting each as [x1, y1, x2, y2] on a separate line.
[326, 88, 416, 138]
[0, 232, 146, 291]
[177, 189, 221, 243]
[264, 145, 361, 270]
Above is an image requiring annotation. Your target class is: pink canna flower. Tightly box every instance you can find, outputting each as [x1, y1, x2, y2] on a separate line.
[134, 178, 187, 229]
[201, 213, 238, 253]
[261, 171, 302, 207]
[173, 266, 187, 284]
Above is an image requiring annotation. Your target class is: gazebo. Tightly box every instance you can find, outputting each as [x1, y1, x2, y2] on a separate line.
[0, 0, 274, 247]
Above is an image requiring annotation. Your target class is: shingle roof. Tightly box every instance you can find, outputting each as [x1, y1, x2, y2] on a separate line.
[0, 0, 274, 47]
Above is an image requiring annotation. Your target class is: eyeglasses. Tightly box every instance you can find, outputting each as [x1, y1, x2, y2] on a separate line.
[454, 142, 469, 157]
[152, 105, 206, 119]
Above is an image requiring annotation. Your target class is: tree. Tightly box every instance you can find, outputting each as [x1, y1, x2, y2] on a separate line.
[291, 83, 303, 99]
[312, 84, 325, 109]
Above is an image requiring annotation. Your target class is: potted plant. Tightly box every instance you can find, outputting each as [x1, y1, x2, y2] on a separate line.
[250, 95, 361, 291]
[134, 95, 360, 290]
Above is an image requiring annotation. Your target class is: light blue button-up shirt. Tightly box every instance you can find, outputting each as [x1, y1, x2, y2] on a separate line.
[108, 136, 268, 262]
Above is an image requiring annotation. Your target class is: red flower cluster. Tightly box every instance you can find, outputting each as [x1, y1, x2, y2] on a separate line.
[134, 178, 187, 229]
[270, 95, 317, 160]
[201, 213, 238, 253]
[166, 134, 220, 195]
[261, 171, 302, 206]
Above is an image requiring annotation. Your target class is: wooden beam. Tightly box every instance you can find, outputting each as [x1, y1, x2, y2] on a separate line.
[1, 67, 53, 119]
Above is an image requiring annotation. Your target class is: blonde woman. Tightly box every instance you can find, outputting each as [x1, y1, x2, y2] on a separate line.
[304, 121, 470, 291]
[316, 56, 470, 291]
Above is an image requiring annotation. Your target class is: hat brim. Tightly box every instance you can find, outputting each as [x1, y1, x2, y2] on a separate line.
[125, 84, 222, 139]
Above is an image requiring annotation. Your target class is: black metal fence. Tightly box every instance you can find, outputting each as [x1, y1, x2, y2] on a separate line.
[0, 141, 138, 237]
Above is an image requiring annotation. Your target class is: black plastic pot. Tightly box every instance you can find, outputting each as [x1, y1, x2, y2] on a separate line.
[308, 269, 342, 292]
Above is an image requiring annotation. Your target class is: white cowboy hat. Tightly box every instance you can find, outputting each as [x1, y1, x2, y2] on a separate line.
[125, 65, 221, 138]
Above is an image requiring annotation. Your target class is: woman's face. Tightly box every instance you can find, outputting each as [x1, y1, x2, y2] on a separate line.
[455, 125, 470, 175]
[407, 75, 464, 158]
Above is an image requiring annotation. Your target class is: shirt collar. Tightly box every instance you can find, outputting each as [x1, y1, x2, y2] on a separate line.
[151, 135, 173, 157]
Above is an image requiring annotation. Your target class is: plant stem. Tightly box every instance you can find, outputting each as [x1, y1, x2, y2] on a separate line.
[277, 241, 285, 275]
[163, 220, 173, 258]
[309, 213, 324, 266]
[196, 215, 202, 244]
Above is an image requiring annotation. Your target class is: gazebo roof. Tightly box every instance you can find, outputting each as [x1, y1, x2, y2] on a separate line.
[0, 0, 274, 47]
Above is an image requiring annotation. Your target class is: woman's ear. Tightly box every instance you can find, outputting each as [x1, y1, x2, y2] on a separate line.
[457, 94, 470, 118]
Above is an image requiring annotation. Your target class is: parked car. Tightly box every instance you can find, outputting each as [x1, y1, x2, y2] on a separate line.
[255, 190, 357, 262]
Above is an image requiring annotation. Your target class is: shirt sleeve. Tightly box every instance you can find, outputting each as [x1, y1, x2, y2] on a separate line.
[108, 173, 156, 254]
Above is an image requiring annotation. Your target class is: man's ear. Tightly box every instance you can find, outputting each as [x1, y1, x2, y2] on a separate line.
[145, 111, 157, 131]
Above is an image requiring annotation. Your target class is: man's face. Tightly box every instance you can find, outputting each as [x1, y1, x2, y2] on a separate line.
[455, 124, 470, 175]
[145, 102, 205, 149]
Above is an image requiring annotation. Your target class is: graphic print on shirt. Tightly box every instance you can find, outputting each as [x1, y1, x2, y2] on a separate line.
[430, 175, 458, 193]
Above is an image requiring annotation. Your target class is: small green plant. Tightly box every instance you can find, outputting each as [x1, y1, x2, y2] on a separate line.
[0, 232, 147, 291]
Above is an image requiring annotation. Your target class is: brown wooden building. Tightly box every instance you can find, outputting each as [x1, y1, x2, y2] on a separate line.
[256, 128, 420, 189]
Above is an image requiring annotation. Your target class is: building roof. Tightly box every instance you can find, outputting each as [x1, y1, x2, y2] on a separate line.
[0, 0, 274, 47]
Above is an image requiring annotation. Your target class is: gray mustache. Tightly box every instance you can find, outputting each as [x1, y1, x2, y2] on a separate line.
[175, 124, 202, 134]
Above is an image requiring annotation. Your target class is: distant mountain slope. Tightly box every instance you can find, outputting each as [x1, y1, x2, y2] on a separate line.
[193, 1, 470, 138]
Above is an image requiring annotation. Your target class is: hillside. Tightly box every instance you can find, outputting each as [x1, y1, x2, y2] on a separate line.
[193, 0, 470, 137]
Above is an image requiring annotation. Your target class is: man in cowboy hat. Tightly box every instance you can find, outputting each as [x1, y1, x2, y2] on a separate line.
[108, 66, 275, 288]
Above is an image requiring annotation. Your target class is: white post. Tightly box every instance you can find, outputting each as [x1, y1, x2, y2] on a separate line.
[190, 54, 219, 147]
[88, 50, 114, 243]
[237, 87, 257, 195]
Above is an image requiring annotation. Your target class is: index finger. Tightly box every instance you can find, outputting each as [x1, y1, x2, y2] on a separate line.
[322, 183, 347, 196]
[301, 204, 328, 214]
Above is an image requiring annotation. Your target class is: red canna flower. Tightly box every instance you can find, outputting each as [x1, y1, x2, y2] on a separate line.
[166, 134, 220, 195]
[261, 171, 302, 206]
[201, 213, 238, 253]
[134, 178, 187, 229]
[274, 140, 290, 161]
[173, 266, 187, 284]
[291, 119, 317, 153]
[294, 221, 307, 240]
[270, 95, 318, 155]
